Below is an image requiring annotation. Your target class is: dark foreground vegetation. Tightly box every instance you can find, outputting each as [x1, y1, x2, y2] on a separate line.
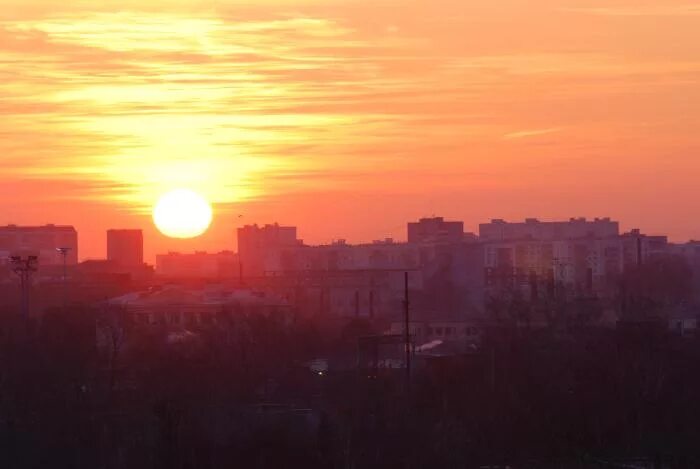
[1, 304, 699, 469]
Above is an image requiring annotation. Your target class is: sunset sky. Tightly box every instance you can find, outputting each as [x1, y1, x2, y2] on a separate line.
[2, 0, 699, 261]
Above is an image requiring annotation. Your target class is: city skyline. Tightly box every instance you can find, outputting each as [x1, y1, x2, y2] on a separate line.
[0, 215, 689, 265]
[3, 0, 700, 259]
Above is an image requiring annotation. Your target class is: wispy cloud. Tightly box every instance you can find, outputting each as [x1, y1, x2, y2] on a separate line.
[503, 128, 562, 140]
[565, 5, 700, 17]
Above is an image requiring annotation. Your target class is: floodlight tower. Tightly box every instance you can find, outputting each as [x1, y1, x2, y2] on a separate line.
[56, 247, 71, 310]
[10, 255, 39, 318]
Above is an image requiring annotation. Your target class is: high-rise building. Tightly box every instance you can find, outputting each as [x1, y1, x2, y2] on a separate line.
[107, 229, 144, 266]
[480, 219, 669, 300]
[479, 217, 619, 241]
[407, 217, 465, 244]
[619, 229, 668, 267]
[237, 224, 300, 276]
[0, 224, 78, 266]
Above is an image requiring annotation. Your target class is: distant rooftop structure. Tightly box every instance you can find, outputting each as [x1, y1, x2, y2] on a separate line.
[479, 217, 619, 241]
[407, 217, 465, 244]
[237, 223, 300, 247]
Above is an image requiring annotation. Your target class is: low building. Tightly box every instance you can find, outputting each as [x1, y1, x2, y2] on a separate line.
[107, 286, 293, 328]
[155, 251, 238, 280]
[387, 319, 482, 349]
[97, 285, 295, 350]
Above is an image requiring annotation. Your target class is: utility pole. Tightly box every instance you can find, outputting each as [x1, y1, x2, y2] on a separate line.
[369, 283, 375, 320]
[636, 236, 643, 266]
[10, 255, 39, 319]
[404, 271, 411, 392]
[56, 247, 71, 311]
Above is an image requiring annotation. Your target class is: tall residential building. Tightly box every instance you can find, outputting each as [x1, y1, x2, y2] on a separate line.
[274, 238, 421, 272]
[483, 237, 624, 298]
[672, 240, 700, 303]
[619, 229, 669, 267]
[479, 217, 619, 241]
[237, 224, 300, 277]
[107, 229, 143, 266]
[0, 224, 78, 266]
[480, 219, 669, 300]
[407, 217, 465, 244]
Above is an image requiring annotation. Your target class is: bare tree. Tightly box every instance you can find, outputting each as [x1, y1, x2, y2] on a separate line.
[96, 302, 131, 393]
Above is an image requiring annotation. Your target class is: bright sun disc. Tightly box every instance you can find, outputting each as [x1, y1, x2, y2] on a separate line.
[153, 189, 212, 238]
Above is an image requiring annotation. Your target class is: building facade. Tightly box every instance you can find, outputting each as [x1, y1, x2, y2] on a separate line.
[107, 229, 144, 266]
[479, 217, 619, 242]
[237, 224, 301, 277]
[408, 217, 466, 244]
[0, 224, 78, 266]
[480, 219, 669, 300]
[156, 251, 239, 279]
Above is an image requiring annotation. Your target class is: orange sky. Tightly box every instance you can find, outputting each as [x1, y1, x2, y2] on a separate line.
[1, 0, 699, 261]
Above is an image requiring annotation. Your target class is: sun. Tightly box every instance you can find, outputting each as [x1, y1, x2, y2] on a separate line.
[153, 189, 213, 239]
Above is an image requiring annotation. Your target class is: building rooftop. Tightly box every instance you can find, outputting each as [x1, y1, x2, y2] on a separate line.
[0, 224, 77, 232]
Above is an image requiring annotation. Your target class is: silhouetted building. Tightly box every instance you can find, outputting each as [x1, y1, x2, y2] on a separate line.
[103, 285, 292, 331]
[408, 217, 465, 244]
[257, 237, 425, 319]
[483, 237, 623, 298]
[479, 217, 619, 241]
[74, 259, 154, 284]
[620, 229, 668, 266]
[258, 267, 422, 319]
[246, 221, 485, 320]
[481, 219, 669, 301]
[0, 224, 78, 266]
[107, 229, 143, 266]
[672, 240, 700, 303]
[387, 319, 482, 352]
[275, 238, 420, 272]
[156, 251, 238, 279]
[237, 223, 301, 277]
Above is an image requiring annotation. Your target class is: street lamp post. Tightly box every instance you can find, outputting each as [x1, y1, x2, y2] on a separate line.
[10, 255, 39, 319]
[56, 247, 71, 311]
